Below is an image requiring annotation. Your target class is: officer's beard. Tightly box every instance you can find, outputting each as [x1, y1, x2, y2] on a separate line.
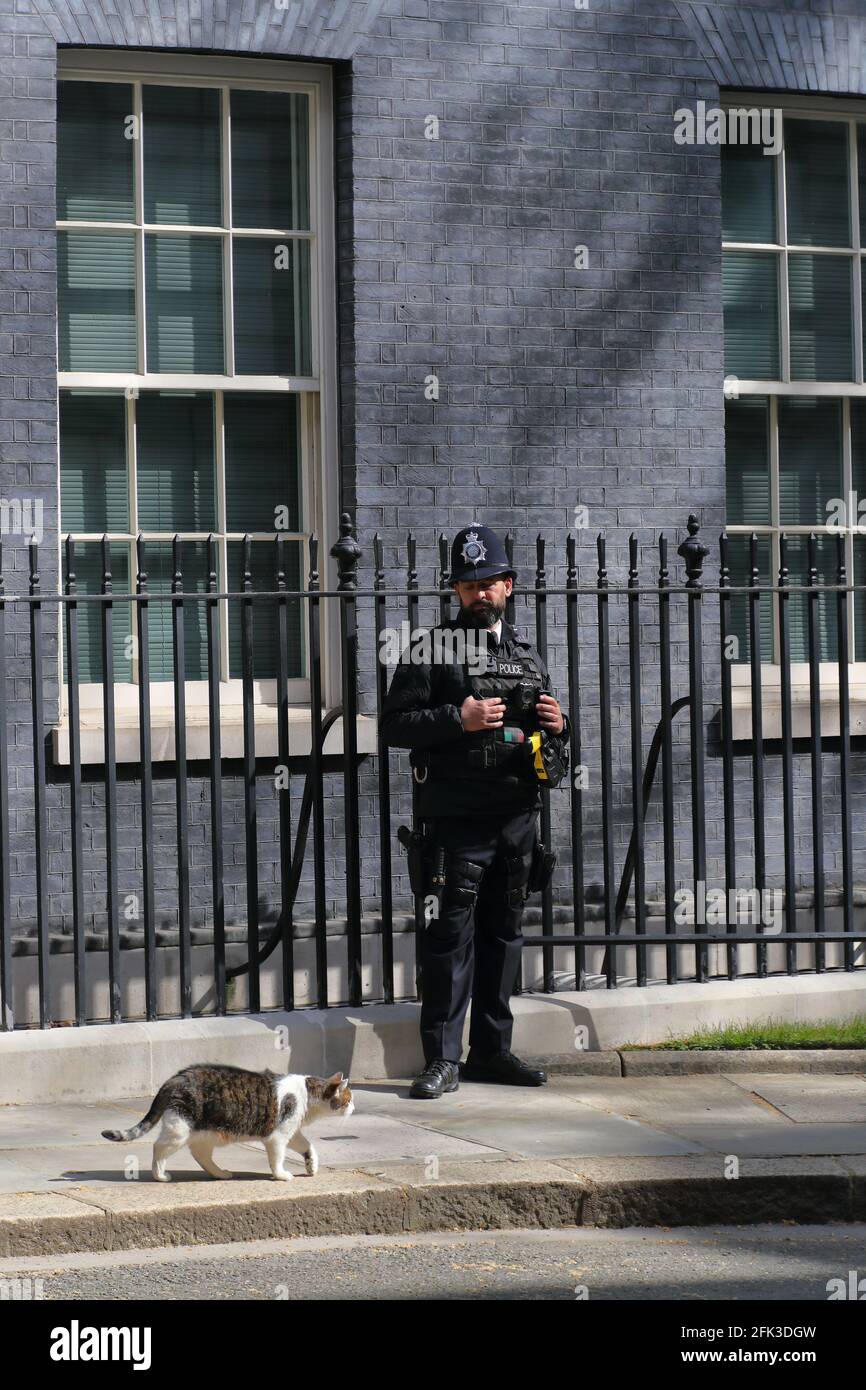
[457, 595, 506, 630]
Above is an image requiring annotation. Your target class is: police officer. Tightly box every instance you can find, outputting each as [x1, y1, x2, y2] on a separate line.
[381, 524, 570, 1099]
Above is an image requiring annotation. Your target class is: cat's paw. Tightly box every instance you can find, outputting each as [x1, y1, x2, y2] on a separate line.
[211, 1169, 233, 1180]
[272, 1169, 294, 1182]
[152, 1170, 171, 1183]
[305, 1153, 319, 1176]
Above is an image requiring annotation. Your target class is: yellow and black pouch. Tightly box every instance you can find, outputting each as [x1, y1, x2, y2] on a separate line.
[527, 729, 569, 789]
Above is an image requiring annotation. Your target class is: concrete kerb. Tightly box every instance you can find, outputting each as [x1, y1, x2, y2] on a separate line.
[1, 1158, 865, 1258]
[619, 1049, 866, 1075]
[1, 973, 865, 1105]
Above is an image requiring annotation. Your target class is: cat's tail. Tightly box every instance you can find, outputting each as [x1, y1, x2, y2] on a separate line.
[101, 1090, 170, 1142]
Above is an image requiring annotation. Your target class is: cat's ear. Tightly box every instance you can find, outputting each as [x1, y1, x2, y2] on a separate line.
[318, 1071, 343, 1099]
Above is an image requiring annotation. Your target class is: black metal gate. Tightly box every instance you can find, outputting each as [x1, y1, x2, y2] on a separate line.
[0, 512, 864, 1028]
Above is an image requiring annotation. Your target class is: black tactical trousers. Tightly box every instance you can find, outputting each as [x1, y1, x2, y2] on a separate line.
[419, 808, 537, 1064]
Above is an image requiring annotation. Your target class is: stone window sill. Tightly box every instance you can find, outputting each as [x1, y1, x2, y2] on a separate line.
[52, 708, 379, 766]
[728, 684, 866, 740]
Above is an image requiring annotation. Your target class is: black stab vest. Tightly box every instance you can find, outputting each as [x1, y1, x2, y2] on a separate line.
[414, 640, 547, 782]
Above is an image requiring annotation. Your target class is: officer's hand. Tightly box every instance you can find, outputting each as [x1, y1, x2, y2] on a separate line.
[460, 695, 506, 732]
[536, 693, 564, 735]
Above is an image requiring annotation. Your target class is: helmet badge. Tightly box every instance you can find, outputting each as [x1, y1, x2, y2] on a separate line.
[460, 530, 487, 566]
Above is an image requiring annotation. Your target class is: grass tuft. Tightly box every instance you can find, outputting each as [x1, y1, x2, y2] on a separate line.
[621, 1017, 866, 1051]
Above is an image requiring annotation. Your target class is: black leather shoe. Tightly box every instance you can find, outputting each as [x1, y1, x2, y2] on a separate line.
[461, 1050, 548, 1086]
[409, 1058, 460, 1099]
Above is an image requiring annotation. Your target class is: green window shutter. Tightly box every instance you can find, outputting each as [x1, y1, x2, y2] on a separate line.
[783, 535, 839, 663]
[722, 252, 780, 378]
[136, 393, 216, 532]
[140, 541, 210, 682]
[62, 543, 133, 685]
[143, 85, 222, 227]
[725, 396, 770, 525]
[58, 231, 138, 372]
[778, 397, 842, 526]
[784, 119, 850, 248]
[224, 393, 300, 533]
[227, 541, 304, 680]
[230, 90, 310, 231]
[788, 255, 853, 381]
[232, 238, 312, 376]
[57, 81, 134, 223]
[720, 142, 776, 243]
[59, 392, 129, 533]
[725, 535, 773, 664]
[144, 234, 224, 373]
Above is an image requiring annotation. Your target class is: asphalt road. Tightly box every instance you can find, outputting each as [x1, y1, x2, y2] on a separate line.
[4, 1224, 866, 1301]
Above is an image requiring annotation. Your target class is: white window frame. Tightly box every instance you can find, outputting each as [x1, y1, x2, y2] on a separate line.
[722, 93, 866, 737]
[53, 49, 344, 758]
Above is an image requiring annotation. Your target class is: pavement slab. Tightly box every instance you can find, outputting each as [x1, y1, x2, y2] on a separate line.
[0, 1123, 502, 1193]
[657, 1122, 866, 1156]
[353, 1079, 702, 1156]
[724, 1073, 866, 1122]
[0, 1101, 134, 1150]
[550, 1154, 848, 1182]
[536, 1075, 794, 1127]
[1, 1072, 866, 1253]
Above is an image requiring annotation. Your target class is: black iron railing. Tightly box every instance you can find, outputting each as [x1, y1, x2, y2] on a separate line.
[0, 514, 864, 1029]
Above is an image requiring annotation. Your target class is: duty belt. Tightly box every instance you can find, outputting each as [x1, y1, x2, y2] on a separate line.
[411, 728, 531, 782]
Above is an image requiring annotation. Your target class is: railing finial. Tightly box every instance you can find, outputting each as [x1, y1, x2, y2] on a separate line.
[331, 512, 362, 591]
[677, 513, 708, 588]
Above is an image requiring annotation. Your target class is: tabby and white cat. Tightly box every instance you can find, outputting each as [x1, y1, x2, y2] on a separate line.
[101, 1063, 354, 1182]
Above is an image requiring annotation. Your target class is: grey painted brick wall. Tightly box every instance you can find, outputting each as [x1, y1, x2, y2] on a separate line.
[1, 0, 864, 974]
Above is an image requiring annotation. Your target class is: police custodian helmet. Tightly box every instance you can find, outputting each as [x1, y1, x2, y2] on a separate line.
[449, 524, 517, 585]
